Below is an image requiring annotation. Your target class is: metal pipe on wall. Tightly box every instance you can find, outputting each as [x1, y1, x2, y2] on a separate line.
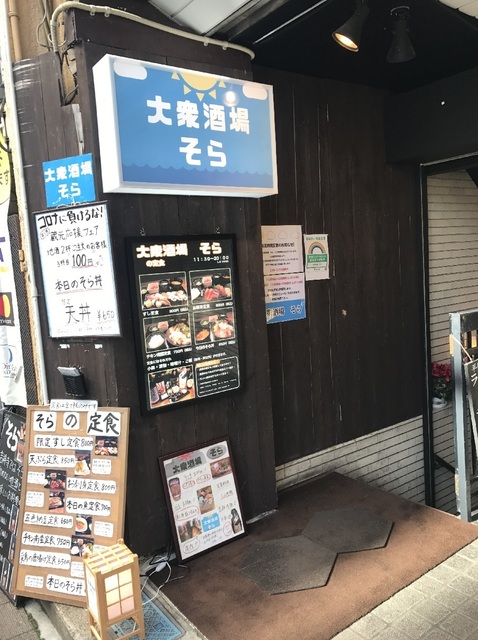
[7, 0, 22, 60]
[0, 0, 49, 403]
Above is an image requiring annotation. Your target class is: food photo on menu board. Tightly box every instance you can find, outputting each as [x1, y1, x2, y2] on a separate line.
[159, 438, 245, 562]
[126, 235, 243, 415]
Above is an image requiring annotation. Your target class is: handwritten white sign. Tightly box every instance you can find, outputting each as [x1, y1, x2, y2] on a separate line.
[23, 512, 73, 529]
[46, 573, 85, 597]
[34, 435, 94, 450]
[21, 531, 71, 549]
[35, 202, 120, 338]
[20, 549, 71, 570]
[66, 478, 116, 493]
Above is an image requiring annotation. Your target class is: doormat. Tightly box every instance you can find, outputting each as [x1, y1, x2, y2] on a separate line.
[112, 590, 184, 640]
[162, 472, 478, 640]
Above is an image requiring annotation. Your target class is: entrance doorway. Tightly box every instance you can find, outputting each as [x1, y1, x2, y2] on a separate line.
[426, 168, 478, 513]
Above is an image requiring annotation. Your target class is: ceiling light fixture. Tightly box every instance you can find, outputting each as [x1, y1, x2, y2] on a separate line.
[332, 0, 370, 52]
[386, 6, 416, 63]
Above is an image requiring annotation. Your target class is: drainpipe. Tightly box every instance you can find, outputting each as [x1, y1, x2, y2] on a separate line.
[7, 0, 22, 60]
[0, 0, 49, 403]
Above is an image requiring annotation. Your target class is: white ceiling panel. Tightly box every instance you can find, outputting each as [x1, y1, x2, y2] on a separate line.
[148, 0, 193, 21]
[440, 0, 478, 15]
[150, 0, 254, 33]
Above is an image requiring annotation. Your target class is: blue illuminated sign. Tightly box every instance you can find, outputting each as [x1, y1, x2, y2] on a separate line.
[93, 55, 278, 198]
[42, 153, 95, 208]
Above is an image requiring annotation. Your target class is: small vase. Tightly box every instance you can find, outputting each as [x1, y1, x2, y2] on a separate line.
[432, 397, 448, 410]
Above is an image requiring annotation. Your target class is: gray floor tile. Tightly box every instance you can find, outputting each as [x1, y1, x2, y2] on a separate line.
[432, 586, 469, 608]
[439, 611, 478, 639]
[332, 629, 364, 639]
[346, 613, 388, 638]
[385, 612, 433, 639]
[411, 597, 452, 624]
[0, 602, 35, 639]
[411, 574, 447, 597]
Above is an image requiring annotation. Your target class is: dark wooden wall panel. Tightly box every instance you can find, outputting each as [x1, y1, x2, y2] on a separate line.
[254, 67, 423, 464]
[15, 13, 278, 554]
[14, 7, 424, 553]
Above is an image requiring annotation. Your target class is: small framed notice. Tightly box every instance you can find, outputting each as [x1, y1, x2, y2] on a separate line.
[159, 437, 245, 562]
[34, 202, 120, 338]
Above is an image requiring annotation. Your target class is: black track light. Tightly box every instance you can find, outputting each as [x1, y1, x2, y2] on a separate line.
[332, 0, 370, 52]
[387, 6, 416, 63]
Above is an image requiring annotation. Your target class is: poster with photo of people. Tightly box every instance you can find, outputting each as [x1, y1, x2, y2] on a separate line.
[159, 438, 245, 562]
[126, 234, 243, 414]
[0, 410, 25, 603]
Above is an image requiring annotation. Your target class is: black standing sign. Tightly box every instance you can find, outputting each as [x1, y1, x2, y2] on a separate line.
[464, 360, 478, 453]
[126, 235, 242, 414]
[0, 410, 26, 603]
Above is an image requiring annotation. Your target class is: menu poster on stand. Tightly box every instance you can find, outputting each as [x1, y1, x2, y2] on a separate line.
[0, 410, 26, 604]
[13, 406, 130, 607]
[159, 437, 245, 562]
[126, 235, 242, 414]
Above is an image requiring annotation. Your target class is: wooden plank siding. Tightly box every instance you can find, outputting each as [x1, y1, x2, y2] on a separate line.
[254, 66, 423, 465]
[14, 24, 278, 553]
[13, 6, 427, 553]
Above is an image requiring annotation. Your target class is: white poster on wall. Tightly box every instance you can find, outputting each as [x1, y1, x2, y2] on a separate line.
[0, 130, 27, 406]
[261, 225, 303, 275]
[34, 202, 120, 338]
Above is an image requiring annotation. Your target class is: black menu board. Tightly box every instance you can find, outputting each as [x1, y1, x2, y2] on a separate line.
[0, 410, 26, 603]
[126, 235, 242, 414]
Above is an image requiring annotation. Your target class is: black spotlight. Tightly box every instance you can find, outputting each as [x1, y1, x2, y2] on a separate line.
[387, 6, 416, 63]
[332, 0, 370, 52]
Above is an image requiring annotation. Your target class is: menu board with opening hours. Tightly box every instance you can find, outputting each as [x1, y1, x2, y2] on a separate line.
[12, 406, 129, 607]
[126, 234, 243, 414]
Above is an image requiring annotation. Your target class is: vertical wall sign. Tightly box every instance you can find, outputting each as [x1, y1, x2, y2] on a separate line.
[159, 437, 245, 562]
[93, 54, 278, 198]
[42, 153, 96, 208]
[34, 202, 121, 338]
[13, 406, 130, 607]
[0, 129, 27, 406]
[0, 410, 25, 603]
[126, 234, 242, 414]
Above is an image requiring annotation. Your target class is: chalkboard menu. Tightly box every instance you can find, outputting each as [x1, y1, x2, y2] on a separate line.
[13, 406, 130, 607]
[0, 410, 25, 603]
[126, 235, 242, 414]
[464, 360, 478, 451]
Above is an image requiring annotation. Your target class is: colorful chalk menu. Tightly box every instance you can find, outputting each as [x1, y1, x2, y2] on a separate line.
[13, 406, 129, 607]
[159, 438, 245, 562]
[0, 410, 25, 603]
[126, 235, 242, 414]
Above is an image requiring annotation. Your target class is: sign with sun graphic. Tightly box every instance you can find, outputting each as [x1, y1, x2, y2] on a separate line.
[93, 54, 277, 198]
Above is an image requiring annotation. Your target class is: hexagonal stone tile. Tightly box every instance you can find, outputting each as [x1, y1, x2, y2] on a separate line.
[239, 535, 337, 594]
[302, 506, 393, 553]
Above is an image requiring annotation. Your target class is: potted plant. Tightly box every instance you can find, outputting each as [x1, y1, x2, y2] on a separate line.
[431, 361, 452, 408]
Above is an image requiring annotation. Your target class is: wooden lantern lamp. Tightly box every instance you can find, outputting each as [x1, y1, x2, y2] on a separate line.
[83, 539, 145, 640]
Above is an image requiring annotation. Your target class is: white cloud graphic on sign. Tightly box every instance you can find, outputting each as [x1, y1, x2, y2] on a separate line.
[242, 83, 268, 100]
[113, 60, 147, 80]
